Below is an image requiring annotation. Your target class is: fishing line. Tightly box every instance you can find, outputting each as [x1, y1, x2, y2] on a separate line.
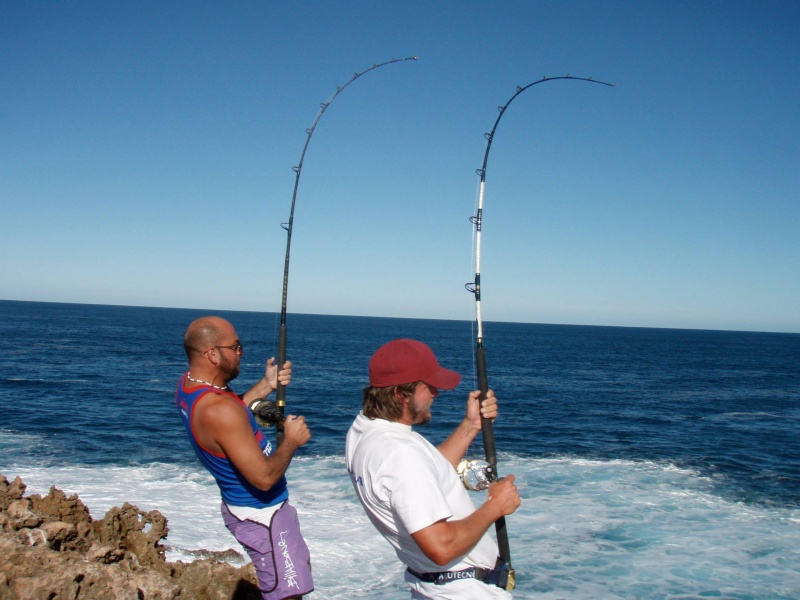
[465, 74, 615, 589]
[261, 57, 417, 445]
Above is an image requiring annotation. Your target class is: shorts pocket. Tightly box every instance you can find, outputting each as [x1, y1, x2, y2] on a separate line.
[230, 519, 272, 554]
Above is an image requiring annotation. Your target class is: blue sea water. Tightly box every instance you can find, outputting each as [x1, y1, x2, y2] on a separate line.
[1, 300, 799, 598]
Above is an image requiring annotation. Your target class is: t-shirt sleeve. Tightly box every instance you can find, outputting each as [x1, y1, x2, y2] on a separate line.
[382, 441, 453, 535]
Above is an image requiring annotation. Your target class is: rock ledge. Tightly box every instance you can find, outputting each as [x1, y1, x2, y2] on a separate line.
[0, 473, 260, 599]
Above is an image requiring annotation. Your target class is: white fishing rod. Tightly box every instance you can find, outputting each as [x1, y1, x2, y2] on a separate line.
[248, 57, 418, 444]
[465, 74, 615, 589]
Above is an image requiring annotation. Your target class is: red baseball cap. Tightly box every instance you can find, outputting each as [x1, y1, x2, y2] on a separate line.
[369, 339, 462, 390]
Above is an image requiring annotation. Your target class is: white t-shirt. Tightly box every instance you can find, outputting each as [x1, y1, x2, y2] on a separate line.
[345, 413, 501, 576]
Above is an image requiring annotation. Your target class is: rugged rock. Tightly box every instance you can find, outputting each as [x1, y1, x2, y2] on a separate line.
[0, 474, 261, 599]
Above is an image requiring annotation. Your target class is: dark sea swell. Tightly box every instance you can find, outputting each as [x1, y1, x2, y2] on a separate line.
[1, 300, 799, 508]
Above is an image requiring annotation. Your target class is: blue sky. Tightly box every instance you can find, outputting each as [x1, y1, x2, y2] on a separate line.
[2, 1, 798, 333]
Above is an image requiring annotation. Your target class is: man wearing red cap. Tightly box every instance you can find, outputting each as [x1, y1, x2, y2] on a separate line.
[345, 339, 521, 599]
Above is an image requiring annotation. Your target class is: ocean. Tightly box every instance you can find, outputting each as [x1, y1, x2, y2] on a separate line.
[1, 299, 798, 599]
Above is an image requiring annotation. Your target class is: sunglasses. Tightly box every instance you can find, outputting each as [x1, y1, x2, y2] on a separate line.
[214, 341, 243, 355]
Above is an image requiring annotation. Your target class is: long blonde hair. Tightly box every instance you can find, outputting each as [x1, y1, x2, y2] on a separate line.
[362, 382, 418, 421]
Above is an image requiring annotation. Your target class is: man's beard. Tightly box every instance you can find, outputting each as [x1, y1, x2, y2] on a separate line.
[219, 353, 240, 383]
[409, 399, 432, 425]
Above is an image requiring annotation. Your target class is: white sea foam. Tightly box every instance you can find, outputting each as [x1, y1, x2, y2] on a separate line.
[6, 455, 800, 599]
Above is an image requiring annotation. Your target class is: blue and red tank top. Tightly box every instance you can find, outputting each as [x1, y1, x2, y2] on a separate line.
[175, 372, 288, 508]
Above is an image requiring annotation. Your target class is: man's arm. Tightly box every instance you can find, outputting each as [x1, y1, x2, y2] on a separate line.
[195, 394, 309, 491]
[241, 358, 291, 405]
[437, 390, 498, 468]
[410, 475, 520, 566]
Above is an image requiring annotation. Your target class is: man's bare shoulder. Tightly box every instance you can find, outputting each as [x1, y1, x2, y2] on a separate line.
[194, 392, 247, 427]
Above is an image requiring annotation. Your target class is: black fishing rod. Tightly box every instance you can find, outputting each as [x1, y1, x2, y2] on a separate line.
[466, 74, 615, 589]
[249, 57, 418, 444]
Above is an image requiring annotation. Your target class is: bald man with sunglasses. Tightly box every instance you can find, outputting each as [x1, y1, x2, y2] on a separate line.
[176, 316, 313, 600]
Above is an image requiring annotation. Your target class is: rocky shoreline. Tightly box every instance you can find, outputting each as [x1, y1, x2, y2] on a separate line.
[0, 474, 260, 599]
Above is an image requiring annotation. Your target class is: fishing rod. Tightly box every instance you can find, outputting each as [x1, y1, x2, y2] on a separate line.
[248, 57, 418, 444]
[465, 74, 615, 589]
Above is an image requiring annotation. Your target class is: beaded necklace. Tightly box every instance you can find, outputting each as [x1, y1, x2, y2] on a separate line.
[186, 373, 228, 391]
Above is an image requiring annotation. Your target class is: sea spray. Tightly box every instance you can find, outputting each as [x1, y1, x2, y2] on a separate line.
[8, 454, 799, 599]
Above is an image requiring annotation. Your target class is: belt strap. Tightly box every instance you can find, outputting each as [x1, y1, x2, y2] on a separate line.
[407, 557, 511, 589]
[407, 566, 490, 585]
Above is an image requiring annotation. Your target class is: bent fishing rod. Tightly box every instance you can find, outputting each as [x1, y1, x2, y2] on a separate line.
[465, 74, 615, 589]
[248, 57, 418, 444]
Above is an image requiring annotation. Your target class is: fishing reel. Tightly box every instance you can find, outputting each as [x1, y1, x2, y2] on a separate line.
[248, 398, 285, 428]
[457, 458, 494, 491]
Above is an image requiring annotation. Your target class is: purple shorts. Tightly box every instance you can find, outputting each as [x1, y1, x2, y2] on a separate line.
[221, 501, 314, 599]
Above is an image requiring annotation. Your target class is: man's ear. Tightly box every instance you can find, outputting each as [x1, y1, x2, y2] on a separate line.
[206, 347, 220, 367]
